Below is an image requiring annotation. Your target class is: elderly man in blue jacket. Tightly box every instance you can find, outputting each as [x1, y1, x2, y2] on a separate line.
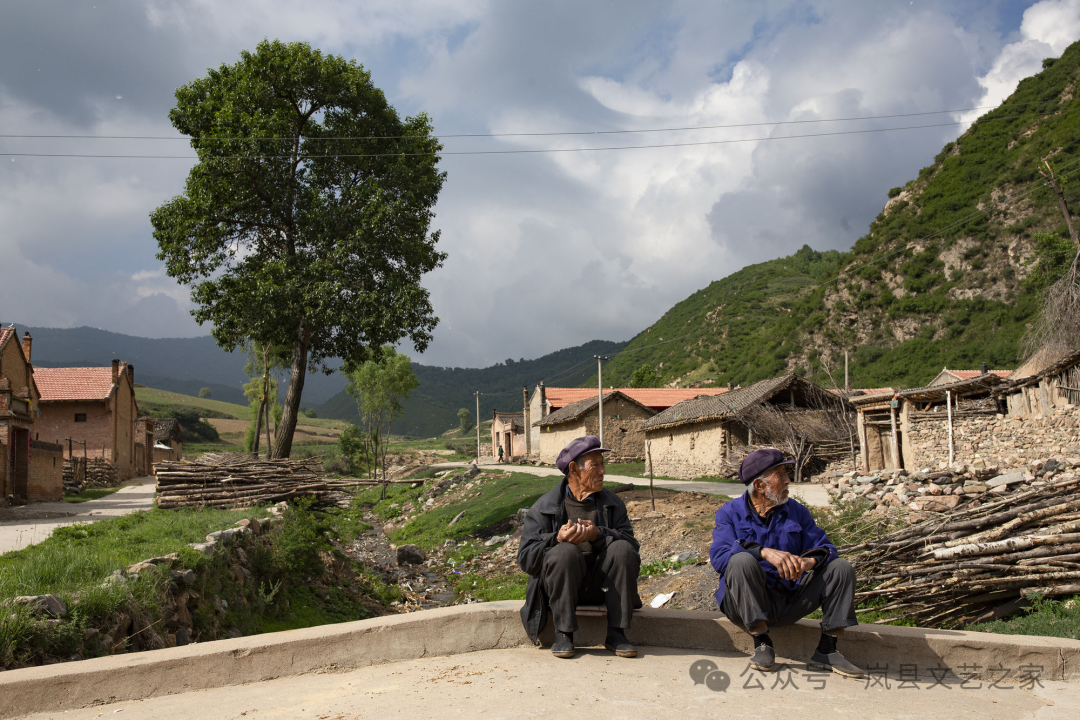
[710, 448, 863, 678]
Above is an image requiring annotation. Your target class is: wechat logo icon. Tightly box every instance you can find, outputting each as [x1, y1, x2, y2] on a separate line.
[689, 659, 730, 692]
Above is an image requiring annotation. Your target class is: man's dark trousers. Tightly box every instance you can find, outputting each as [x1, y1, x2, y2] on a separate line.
[720, 552, 857, 631]
[541, 539, 639, 633]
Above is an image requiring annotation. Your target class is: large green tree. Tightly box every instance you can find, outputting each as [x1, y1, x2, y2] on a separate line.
[152, 40, 445, 457]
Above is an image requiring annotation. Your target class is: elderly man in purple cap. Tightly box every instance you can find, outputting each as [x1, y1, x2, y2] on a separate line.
[709, 448, 863, 678]
[517, 435, 641, 659]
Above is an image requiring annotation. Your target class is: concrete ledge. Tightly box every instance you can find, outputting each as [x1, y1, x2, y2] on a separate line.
[2, 601, 1079, 718]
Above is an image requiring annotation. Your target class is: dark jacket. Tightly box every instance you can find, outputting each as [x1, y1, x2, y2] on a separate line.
[516, 477, 640, 643]
[709, 492, 837, 609]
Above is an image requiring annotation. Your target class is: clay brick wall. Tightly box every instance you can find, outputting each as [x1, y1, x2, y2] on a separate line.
[112, 374, 137, 480]
[538, 398, 653, 465]
[36, 400, 115, 460]
[28, 439, 63, 501]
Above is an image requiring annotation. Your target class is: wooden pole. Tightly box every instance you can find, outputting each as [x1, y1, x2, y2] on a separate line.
[845, 351, 850, 392]
[647, 440, 655, 511]
[889, 400, 900, 470]
[947, 389, 955, 467]
[475, 391, 481, 463]
[523, 385, 531, 460]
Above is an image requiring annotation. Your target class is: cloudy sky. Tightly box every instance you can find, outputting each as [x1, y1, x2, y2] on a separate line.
[2, 0, 1079, 368]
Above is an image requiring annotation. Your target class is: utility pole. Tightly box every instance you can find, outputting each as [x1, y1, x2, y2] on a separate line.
[523, 386, 531, 459]
[475, 391, 481, 463]
[844, 350, 850, 392]
[595, 355, 607, 446]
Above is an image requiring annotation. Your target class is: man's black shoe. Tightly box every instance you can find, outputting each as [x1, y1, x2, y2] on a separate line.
[809, 651, 864, 678]
[750, 634, 776, 671]
[604, 629, 637, 658]
[551, 631, 575, 658]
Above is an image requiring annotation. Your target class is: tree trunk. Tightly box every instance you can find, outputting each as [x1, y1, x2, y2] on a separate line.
[1047, 175, 1079, 245]
[272, 322, 310, 458]
[252, 397, 265, 454]
[380, 418, 392, 501]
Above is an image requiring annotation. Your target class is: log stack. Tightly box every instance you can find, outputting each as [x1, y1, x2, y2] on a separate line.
[154, 458, 372, 509]
[63, 458, 118, 494]
[845, 472, 1080, 628]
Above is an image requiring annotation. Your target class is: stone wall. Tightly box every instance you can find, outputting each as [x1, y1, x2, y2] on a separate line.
[646, 419, 730, 479]
[905, 407, 1080, 472]
[538, 422, 588, 465]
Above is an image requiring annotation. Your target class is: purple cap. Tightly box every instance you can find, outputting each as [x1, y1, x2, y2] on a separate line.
[738, 448, 794, 485]
[556, 435, 611, 475]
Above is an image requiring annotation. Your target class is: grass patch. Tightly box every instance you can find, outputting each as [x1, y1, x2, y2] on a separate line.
[0, 506, 270, 666]
[967, 594, 1080, 639]
[452, 572, 528, 602]
[374, 472, 626, 550]
[639, 557, 699, 578]
[63, 487, 121, 503]
[257, 584, 375, 634]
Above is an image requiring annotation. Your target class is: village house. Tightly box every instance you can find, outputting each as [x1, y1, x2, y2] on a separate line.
[850, 367, 1009, 473]
[534, 391, 656, 464]
[641, 374, 855, 481]
[135, 416, 182, 464]
[0, 327, 64, 503]
[927, 367, 1012, 386]
[526, 383, 732, 460]
[34, 360, 143, 481]
[490, 411, 525, 460]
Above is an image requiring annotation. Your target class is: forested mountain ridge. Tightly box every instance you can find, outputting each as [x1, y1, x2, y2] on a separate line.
[601, 40, 1080, 391]
[316, 339, 627, 437]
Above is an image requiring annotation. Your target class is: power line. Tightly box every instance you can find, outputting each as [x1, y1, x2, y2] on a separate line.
[0, 100, 1064, 142]
[0, 119, 991, 160]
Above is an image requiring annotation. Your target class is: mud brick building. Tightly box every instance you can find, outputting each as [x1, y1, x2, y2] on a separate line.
[535, 391, 656, 464]
[34, 360, 142, 481]
[136, 416, 181, 464]
[642, 374, 854, 481]
[853, 351, 1080, 474]
[490, 411, 525, 460]
[527, 384, 732, 460]
[0, 326, 63, 502]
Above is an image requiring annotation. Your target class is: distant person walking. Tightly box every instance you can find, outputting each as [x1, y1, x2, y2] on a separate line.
[498, 445, 504, 462]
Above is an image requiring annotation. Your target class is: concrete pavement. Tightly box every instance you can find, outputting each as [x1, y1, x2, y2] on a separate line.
[434, 462, 832, 506]
[5, 601, 1080, 719]
[17, 645, 1077, 720]
[0, 477, 156, 554]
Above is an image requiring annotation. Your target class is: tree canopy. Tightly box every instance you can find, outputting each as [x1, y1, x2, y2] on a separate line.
[151, 39, 445, 457]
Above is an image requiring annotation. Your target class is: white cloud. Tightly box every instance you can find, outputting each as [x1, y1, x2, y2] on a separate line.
[963, 0, 1080, 120]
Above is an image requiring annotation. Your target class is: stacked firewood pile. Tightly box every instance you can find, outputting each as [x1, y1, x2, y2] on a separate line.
[154, 458, 408, 509]
[846, 473, 1080, 628]
[63, 458, 118, 494]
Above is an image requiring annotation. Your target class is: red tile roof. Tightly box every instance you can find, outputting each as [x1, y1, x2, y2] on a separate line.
[544, 387, 730, 411]
[34, 367, 117, 402]
[0, 326, 12, 351]
[945, 370, 1011, 380]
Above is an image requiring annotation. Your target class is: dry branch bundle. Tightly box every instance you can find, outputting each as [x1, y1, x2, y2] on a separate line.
[846, 473, 1080, 627]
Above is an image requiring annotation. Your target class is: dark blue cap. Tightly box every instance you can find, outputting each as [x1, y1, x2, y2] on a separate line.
[556, 435, 611, 475]
[738, 448, 794, 485]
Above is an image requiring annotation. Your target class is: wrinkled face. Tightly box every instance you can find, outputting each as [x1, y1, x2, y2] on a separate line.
[569, 450, 606, 498]
[754, 465, 791, 506]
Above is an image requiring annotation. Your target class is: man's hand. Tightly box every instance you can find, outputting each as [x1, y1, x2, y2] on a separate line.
[557, 520, 600, 544]
[760, 548, 816, 581]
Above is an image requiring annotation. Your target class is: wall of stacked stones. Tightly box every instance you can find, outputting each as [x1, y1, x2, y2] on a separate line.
[905, 406, 1080, 472]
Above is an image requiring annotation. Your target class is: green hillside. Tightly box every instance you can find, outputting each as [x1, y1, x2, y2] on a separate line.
[318, 339, 627, 437]
[603, 43, 1080, 391]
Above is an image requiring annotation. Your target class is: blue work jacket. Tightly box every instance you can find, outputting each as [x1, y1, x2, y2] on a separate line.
[709, 492, 838, 608]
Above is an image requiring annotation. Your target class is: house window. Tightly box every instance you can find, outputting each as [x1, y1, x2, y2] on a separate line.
[74, 413, 87, 422]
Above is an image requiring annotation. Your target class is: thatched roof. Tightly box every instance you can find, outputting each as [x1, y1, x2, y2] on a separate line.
[641, 374, 842, 432]
[850, 373, 1007, 406]
[536, 390, 655, 428]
